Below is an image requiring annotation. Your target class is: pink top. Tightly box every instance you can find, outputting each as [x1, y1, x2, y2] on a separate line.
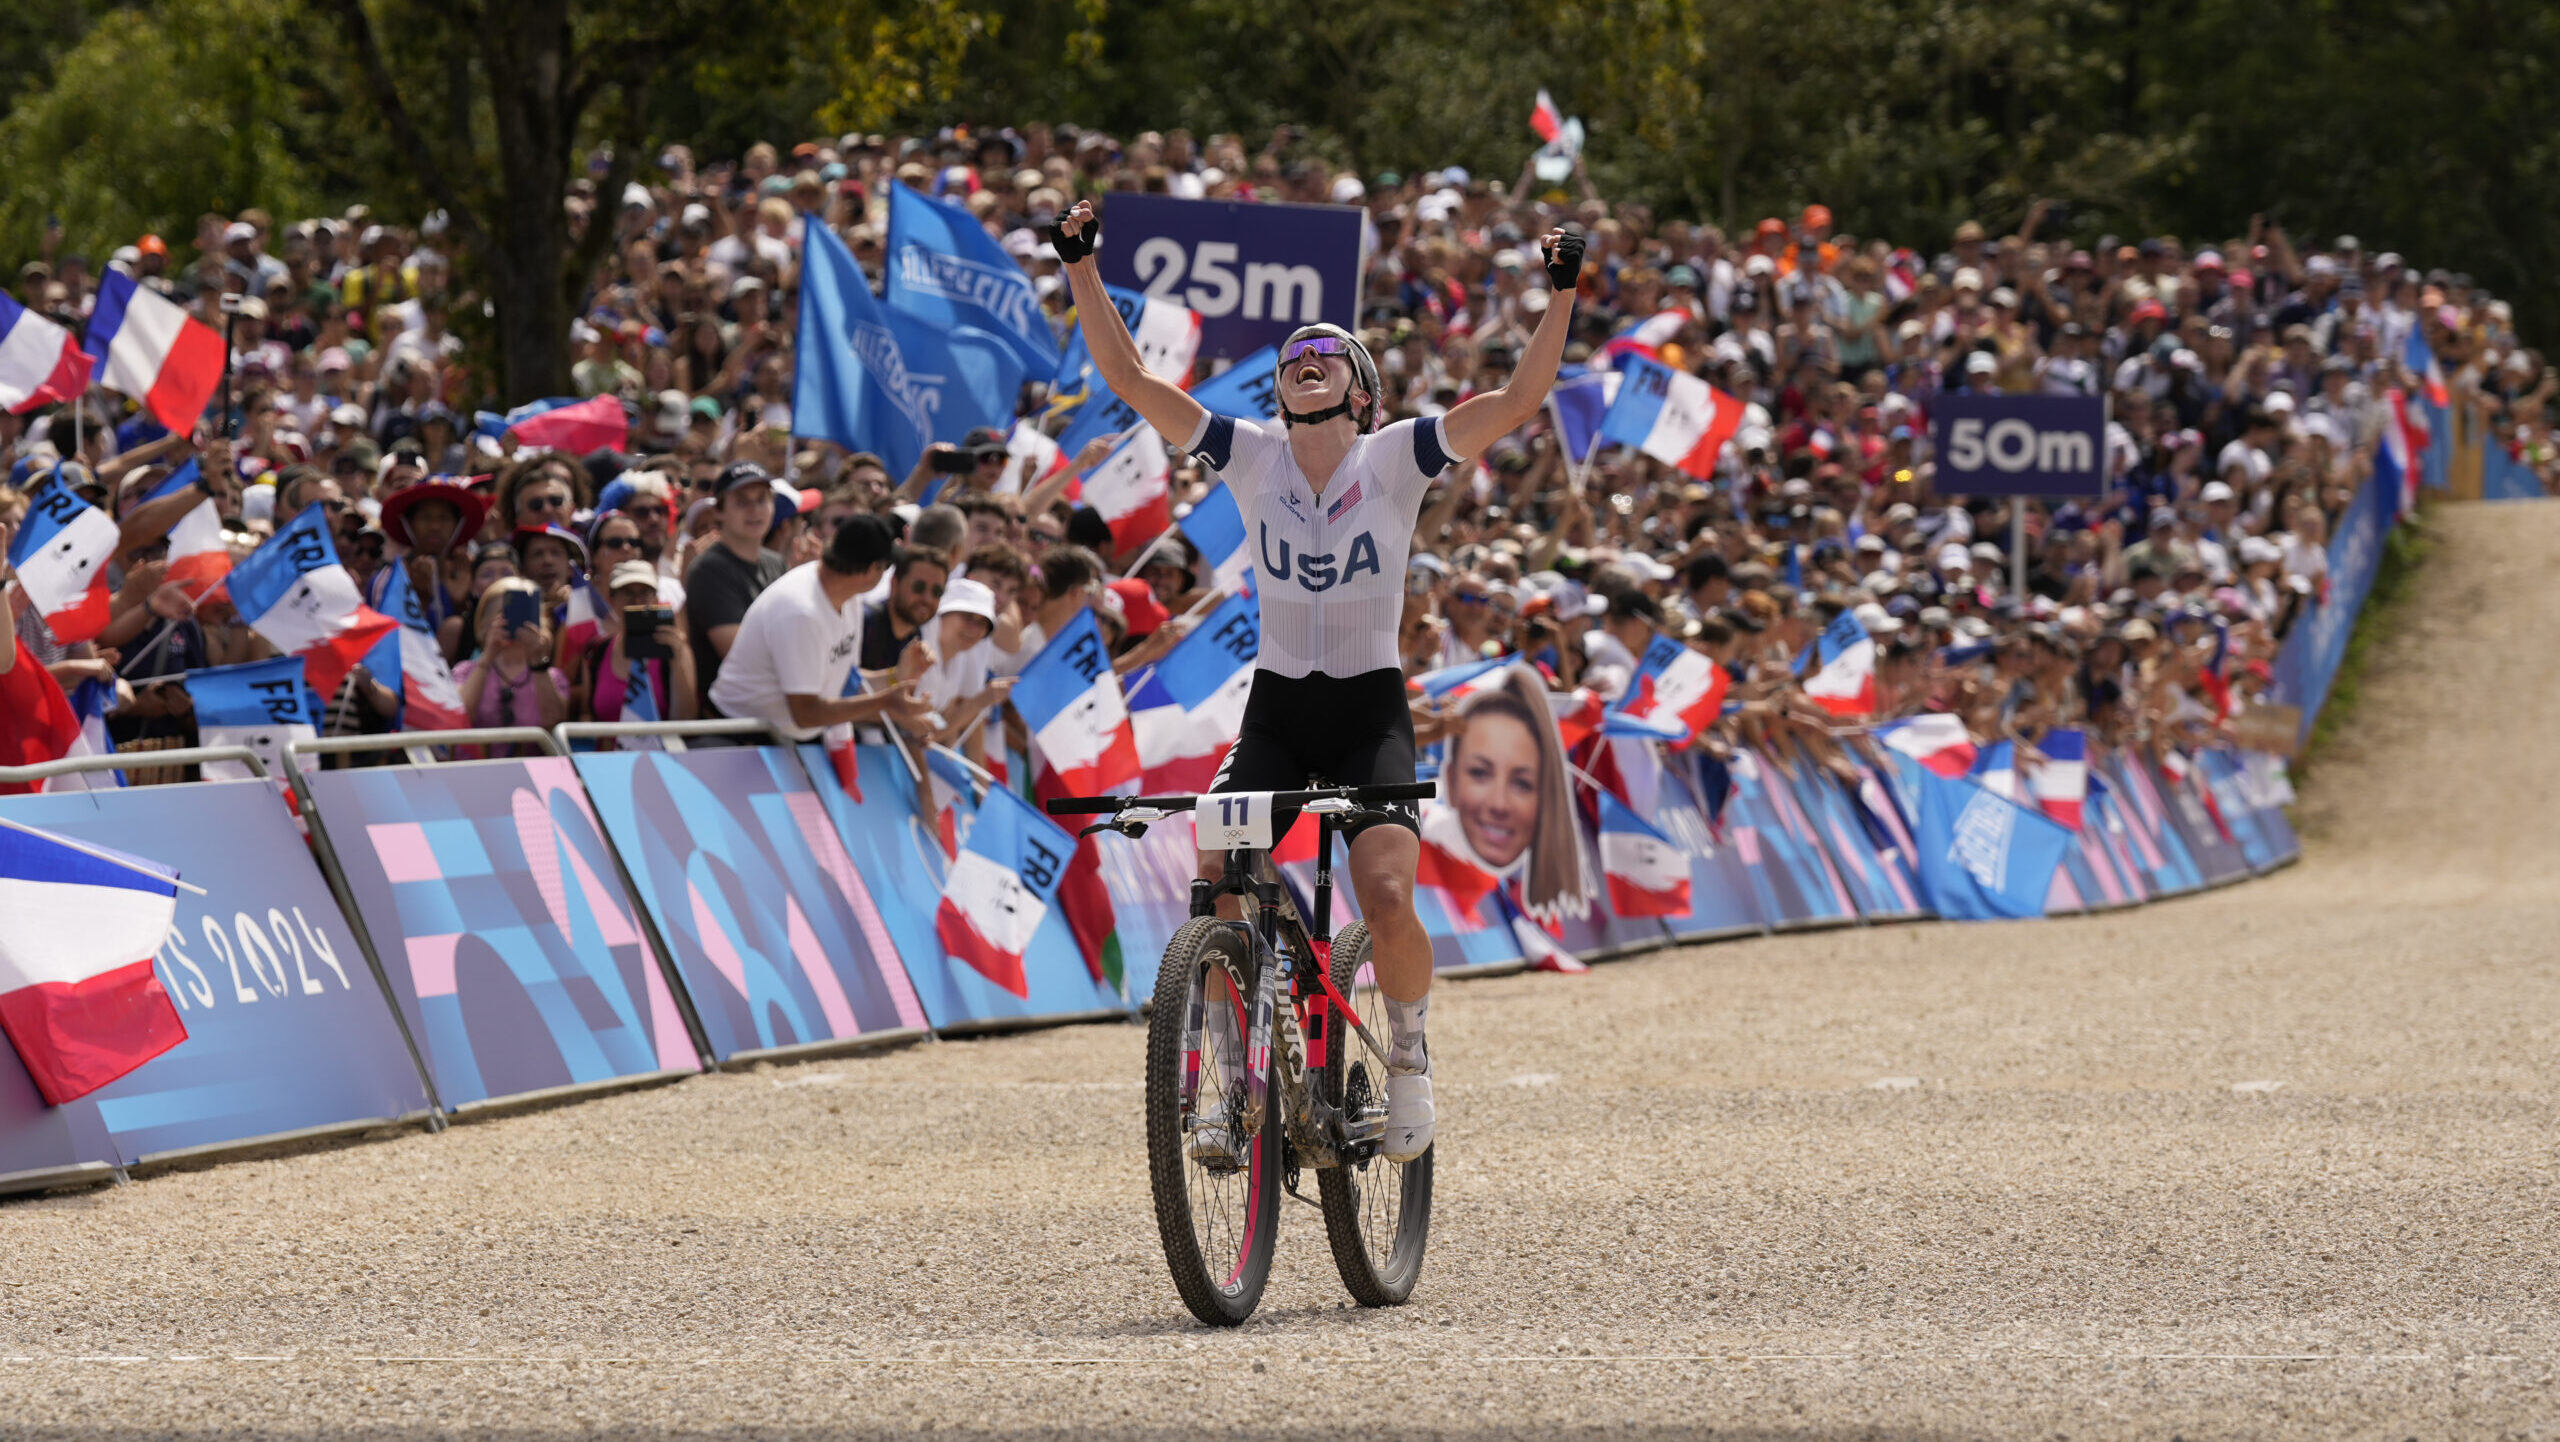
[454, 658, 568, 729]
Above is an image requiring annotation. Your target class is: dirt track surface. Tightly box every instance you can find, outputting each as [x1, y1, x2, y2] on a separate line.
[3, 503, 2557, 1440]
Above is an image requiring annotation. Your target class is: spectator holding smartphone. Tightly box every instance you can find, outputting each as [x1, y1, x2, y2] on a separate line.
[570, 560, 698, 726]
[454, 577, 567, 751]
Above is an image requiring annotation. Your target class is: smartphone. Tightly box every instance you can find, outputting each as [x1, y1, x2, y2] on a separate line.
[501, 588, 540, 635]
[929, 448, 976, 474]
[624, 606, 674, 661]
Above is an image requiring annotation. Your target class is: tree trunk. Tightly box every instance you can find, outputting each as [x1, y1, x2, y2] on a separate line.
[479, 0, 576, 403]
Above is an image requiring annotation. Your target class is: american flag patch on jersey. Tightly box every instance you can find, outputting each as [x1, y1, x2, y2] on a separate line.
[1325, 477, 1363, 522]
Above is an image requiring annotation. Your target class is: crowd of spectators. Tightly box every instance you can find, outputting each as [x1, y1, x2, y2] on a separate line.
[2, 121, 2546, 788]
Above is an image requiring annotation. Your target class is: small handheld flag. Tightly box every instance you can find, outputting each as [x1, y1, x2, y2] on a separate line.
[6, 470, 119, 643]
[1594, 355, 1745, 479]
[934, 785, 1074, 998]
[84, 271, 224, 433]
[1014, 609, 1141, 797]
[1127, 591, 1257, 792]
[220, 502, 398, 699]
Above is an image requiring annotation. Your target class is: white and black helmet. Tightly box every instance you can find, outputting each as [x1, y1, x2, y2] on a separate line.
[1275, 323, 1383, 433]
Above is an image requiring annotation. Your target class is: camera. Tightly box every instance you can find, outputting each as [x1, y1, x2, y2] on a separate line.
[624, 606, 675, 661]
[929, 448, 977, 474]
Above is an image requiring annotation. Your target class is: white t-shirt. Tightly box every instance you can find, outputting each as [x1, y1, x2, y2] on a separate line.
[706, 562, 866, 740]
[1183, 411, 1454, 679]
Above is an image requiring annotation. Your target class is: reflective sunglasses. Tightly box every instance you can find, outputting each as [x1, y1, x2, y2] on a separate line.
[1280, 335, 1352, 363]
[595, 534, 642, 552]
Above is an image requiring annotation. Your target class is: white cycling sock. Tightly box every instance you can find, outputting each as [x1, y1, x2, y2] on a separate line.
[1383, 992, 1429, 1071]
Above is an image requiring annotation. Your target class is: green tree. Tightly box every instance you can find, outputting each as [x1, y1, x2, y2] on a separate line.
[0, 0, 325, 272]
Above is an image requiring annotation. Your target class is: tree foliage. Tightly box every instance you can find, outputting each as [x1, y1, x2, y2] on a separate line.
[3, 0, 2557, 393]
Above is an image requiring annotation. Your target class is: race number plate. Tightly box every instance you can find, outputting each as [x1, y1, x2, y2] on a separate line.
[1194, 791, 1277, 850]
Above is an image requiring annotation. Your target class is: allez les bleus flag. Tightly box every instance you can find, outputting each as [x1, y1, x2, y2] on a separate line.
[219, 501, 398, 699]
[1017, 608, 1138, 992]
[0, 820, 189, 1105]
[1126, 590, 1258, 792]
[1595, 354, 1745, 480]
[5, 468, 119, 643]
[934, 784, 1073, 1000]
[795, 219, 1023, 481]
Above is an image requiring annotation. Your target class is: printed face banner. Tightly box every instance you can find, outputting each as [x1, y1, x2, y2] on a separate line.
[795, 745, 1127, 1028]
[306, 759, 703, 1109]
[0, 781, 432, 1182]
[574, 749, 932, 1062]
[1423, 666, 1604, 971]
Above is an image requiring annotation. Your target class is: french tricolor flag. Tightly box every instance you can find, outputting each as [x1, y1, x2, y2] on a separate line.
[84, 271, 224, 433]
[219, 502, 398, 700]
[2031, 728, 2089, 830]
[1802, 610, 1877, 718]
[364, 558, 467, 731]
[1082, 426, 1173, 554]
[2404, 325, 2450, 407]
[1876, 713, 1977, 777]
[1610, 634, 1730, 746]
[6, 469, 119, 644]
[141, 460, 233, 593]
[0, 819, 189, 1106]
[923, 745, 982, 859]
[1415, 654, 1514, 707]
[933, 784, 1072, 999]
[188, 655, 319, 782]
[2381, 388, 2424, 518]
[1016, 608, 1141, 798]
[0, 293, 93, 414]
[38, 678, 124, 793]
[1594, 355, 1745, 480]
[1596, 790, 1691, 917]
[1529, 88, 1564, 143]
[1178, 481, 1253, 595]
[1127, 591, 1257, 793]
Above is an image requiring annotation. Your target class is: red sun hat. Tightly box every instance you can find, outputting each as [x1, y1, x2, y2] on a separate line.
[378, 476, 488, 554]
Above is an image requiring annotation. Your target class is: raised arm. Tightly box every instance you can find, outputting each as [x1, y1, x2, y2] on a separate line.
[1050, 201, 1206, 446]
[1441, 230, 1581, 461]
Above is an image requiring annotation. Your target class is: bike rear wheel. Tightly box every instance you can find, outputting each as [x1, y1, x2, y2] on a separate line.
[1145, 916, 1281, 1326]
[1315, 920, 1433, 1306]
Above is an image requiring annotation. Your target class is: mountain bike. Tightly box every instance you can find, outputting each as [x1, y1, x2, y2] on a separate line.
[1048, 779, 1438, 1326]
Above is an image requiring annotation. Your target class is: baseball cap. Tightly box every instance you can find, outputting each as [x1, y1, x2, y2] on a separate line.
[713, 460, 775, 500]
[2199, 480, 2236, 503]
[136, 234, 168, 258]
[606, 559, 660, 593]
[1106, 577, 1170, 638]
[936, 576, 999, 626]
[223, 221, 256, 244]
[960, 425, 1008, 457]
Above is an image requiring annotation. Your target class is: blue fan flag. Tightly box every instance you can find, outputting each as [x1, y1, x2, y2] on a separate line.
[883, 183, 1060, 379]
[794, 221, 1026, 481]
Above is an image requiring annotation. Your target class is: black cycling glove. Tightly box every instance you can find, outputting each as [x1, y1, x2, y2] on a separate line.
[1543, 230, 1585, 293]
[1048, 212, 1100, 265]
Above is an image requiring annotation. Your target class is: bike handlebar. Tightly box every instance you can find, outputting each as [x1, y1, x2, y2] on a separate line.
[1044, 780, 1437, 816]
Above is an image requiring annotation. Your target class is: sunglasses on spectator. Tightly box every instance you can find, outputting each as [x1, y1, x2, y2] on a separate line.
[595, 534, 642, 553]
[1028, 528, 1065, 547]
[520, 493, 571, 513]
[903, 576, 942, 597]
[624, 502, 668, 519]
[315, 498, 350, 515]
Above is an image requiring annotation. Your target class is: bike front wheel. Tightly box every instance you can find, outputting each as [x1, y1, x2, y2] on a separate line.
[1145, 916, 1281, 1326]
[1315, 920, 1433, 1306]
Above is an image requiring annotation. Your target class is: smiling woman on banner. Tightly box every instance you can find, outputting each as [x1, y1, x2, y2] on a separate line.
[1426, 664, 1590, 923]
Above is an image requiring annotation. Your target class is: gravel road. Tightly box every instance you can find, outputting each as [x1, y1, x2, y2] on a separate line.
[1, 503, 2554, 1440]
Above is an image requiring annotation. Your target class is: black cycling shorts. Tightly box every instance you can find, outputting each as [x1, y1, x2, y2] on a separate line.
[1208, 666, 1420, 844]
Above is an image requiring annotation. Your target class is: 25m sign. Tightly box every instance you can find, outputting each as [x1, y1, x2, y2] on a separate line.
[1099, 193, 1364, 361]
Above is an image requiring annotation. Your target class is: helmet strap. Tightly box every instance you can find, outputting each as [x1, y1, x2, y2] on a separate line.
[1281, 399, 1358, 428]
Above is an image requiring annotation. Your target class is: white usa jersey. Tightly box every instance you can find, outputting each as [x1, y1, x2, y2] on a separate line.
[1183, 411, 1454, 679]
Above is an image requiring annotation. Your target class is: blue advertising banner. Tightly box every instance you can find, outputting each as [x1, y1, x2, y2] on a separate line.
[2096, 751, 2205, 897]
[1931, 393, 2107, 497]
[1728, 749, 1856, 927]
[1651, 770, 1766, 940]
[2129, 755, 2246, 887]
[1097, 192, 1364, 360]
[1784, 757, 1925, 921]
[794, 745, 1128, 1029]
[306, 758, 703, 1109]
[2271, 466, 2397, 739]
[0, 780, 431, 1182]
[573, 749, 933, 1062]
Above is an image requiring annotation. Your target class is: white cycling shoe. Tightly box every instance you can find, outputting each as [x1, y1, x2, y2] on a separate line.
[1382, 1049, 1434, 1163]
